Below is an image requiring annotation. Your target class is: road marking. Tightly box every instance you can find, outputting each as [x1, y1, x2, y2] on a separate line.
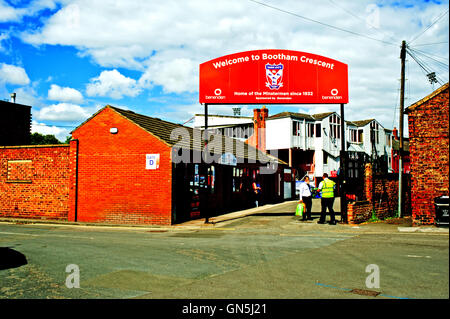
[279, 233, 355, 238]
[405, 255, 431, 258]
[0, 231, 94, 240]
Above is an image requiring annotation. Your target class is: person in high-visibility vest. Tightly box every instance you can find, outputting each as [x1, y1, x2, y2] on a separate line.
[317, 173, 337, 225]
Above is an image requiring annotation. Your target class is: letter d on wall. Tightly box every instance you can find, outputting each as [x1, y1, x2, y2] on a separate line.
[365, 264, 380, 289]
[65, 264, 80, 288]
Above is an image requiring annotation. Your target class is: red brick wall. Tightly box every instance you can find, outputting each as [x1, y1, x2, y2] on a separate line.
[347, 201, 372, 224]
[69, 107, 173, 225]
[0, 145, 70, 220]
[347, 163, 410, 224]
[408, 86, 449, 226]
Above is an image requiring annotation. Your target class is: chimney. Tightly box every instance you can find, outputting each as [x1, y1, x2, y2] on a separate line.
[260, 105, 268, 152]
[250, 106, 268, 152]
[10, 93, 16, 103]
[392, 127, 398, 140]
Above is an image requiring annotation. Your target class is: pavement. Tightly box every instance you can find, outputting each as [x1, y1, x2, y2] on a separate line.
[0, 198, 448, 301]
[3, 197, 447, 233]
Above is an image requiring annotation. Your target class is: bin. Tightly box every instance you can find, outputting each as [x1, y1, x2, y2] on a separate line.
[434, 196, 449, 226]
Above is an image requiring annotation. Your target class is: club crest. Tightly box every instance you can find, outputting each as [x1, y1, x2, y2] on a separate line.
[265, 63, 284, 90]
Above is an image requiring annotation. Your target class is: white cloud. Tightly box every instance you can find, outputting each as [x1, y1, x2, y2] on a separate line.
[139, 57, 197, 94]
[11, 86, 42, 106]
[0, 32, 9, 52]
[86, 69, 141, 99]
[31, 120, 70, 142]
[0, 0, 21, 22]
[48, 84, 83, 103]
[16, 0, 449, 130]
[0, 63, 30, 85]
[0, 0, 60, 22]
[35, 103, 91, 122]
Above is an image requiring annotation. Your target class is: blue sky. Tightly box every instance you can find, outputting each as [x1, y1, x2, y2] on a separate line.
[0, 0, 448, 141]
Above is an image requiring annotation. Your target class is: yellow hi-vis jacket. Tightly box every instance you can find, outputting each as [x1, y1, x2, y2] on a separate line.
[320, 178, 336, 198]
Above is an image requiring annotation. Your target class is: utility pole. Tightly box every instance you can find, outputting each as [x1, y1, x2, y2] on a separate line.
[340, 103, 347, 223]
[398, 40, 406, 218]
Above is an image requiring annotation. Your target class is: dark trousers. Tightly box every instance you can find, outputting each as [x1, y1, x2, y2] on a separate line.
[302, 196, 312, 220]
[319, 197, 335, 222]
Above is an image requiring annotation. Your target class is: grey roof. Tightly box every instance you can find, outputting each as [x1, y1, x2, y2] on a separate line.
[346, 119, 375, 127]
[108, 106, 286, 165]
[268, 111, 335, 121]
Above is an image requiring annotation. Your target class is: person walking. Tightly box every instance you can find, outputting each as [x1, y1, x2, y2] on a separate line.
[298, 176, 313, 221]
[317, 173, 337, 225]
[252, 179, 262, 207]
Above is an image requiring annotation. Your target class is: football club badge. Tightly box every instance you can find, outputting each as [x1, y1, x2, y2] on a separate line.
[265, 63, 284, 90]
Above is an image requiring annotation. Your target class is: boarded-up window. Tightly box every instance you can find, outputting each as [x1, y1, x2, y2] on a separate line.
[7, 160, 32, 183]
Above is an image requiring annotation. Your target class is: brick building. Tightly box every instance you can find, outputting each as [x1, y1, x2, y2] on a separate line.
[1, 105, 287, 225]
[0, 100, 32, 146]
[405, 82, 449, 226]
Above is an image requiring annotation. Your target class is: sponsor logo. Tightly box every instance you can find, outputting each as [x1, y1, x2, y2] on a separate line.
[265, 63, 284, 90]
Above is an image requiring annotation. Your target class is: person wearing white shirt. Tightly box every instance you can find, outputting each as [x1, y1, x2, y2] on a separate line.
[298, 176, 313, 221]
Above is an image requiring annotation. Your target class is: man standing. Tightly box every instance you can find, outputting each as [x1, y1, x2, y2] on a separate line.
[318, 173, 337, 225]
[298, 176, 313, 221]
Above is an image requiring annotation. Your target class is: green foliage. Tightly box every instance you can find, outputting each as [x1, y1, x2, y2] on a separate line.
[30, 132, 63, 145]
[64, 135, 72, 144]
[368, 210, 379, 222]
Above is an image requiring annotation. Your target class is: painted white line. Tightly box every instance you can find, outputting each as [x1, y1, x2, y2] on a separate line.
[406, 255, 432, 258]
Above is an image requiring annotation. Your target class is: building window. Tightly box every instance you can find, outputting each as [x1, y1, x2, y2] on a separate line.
[233, 167, 243, 192]
[208, 166, 215, 194]
[370, 122, 380, 144]
[386, 134, 391, 147]
[293, 121, 301, 136]
[350, 128, 364, 143]
[315, 123, 321, 137]
[323, 151, 328, 164]
[307, 123, 315, 137]
[329, 114, 341, 139]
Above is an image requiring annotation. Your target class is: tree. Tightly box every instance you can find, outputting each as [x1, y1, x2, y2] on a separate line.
[30, 132, 63, 145]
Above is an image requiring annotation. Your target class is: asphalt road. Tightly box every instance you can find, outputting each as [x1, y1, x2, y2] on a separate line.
[0, 200, 448, 300]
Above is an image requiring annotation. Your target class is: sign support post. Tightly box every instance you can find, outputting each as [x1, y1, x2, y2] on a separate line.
[199, 49, 350, 224]
[204, 103, 211, 224]
[340, 103, 347, 223]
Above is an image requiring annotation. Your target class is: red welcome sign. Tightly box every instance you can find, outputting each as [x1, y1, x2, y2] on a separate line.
[199, 49, 348, 104]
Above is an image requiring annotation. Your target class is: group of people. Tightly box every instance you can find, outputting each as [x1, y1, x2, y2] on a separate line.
[298, 173, 337, 225]
[241, 173, 338, 224]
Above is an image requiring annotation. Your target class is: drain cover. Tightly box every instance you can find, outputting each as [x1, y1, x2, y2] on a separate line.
[350, 288, 381, 297]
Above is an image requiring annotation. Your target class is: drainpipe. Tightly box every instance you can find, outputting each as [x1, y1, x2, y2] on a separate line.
[72, 139, 79, 222]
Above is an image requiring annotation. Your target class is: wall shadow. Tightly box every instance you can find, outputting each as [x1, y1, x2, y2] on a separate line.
[0, 247, 28, 270]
